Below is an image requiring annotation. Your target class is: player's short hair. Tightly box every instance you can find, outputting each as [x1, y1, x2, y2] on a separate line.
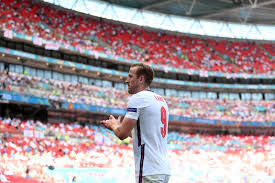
[131, 63, 154, 86]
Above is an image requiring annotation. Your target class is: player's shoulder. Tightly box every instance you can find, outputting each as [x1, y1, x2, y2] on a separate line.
[131, 90, 154, 99]
[128, 90, 153, 103]
[127, 90, 152, 108]
[130, 90, 166, 103]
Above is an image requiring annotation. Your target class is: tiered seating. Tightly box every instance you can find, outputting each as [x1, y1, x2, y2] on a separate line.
[262, 43, 275, 56]
[168, 132, 275, 183]
[0, 72, 128, 108]
[2, 72, 274, 123]
[0, 117, 133, 182]
[208, 40, 274, 74]
[0, 117, 115, 142]
[169, 97, 275, 122]
[0, 0, 274, 74]
[1, 118, 274, 183]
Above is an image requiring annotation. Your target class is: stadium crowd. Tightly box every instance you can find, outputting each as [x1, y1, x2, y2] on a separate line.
[0, 117, 274, 183]
[0, 0, 275, 75]
[1, 71, 274, 123]
[0, 0, 275, 183]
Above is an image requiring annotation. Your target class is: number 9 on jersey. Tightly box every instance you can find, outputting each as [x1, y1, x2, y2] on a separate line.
[160, 106, 167, 138]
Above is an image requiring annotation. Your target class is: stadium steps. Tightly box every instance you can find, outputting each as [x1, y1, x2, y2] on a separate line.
[212, 48, 242, 71]
[96, 39, 110, 49]
[132, 44, 144, 53]
[204, 40, 242, 71]
[257, 43, 275, 63]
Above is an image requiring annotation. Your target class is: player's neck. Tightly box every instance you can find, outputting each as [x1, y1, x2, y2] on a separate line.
[137, 85, 150, 93]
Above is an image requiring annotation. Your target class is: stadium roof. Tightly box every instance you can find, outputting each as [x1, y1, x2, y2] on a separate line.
[99, 0, 275, 25]
[43, 0, 275, 40]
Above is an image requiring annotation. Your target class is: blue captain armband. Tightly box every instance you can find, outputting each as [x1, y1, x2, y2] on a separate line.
[127, 108, 137, 112]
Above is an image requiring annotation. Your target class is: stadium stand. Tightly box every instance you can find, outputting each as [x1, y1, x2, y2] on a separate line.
[0, 0, 275, 183]
[0, 0, 274, 75]
[1, 71, 274, 123]
[1, 118, 275, 183]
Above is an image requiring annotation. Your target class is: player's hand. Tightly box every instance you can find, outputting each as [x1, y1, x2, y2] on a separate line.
[100, 115, 121, 131]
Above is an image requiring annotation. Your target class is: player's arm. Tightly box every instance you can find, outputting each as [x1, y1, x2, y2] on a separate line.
[101, 115, 136, 140]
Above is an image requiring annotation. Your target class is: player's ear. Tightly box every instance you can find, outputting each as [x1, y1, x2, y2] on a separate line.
[139, 75, 145, 83]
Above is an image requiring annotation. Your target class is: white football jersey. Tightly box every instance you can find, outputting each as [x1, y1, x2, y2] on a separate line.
[125, 90, 171, 179]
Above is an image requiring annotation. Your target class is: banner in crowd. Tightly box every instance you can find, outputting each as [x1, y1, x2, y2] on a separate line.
[45, 41, 60, 50]
[4, 29, 13, 39]
[33, 37, 43, 46]
[199, 70, 209, 77]
[24, 129, 44, 138]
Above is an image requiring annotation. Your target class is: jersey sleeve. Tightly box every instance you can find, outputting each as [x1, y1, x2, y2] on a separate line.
[124, 94, 151, 120]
